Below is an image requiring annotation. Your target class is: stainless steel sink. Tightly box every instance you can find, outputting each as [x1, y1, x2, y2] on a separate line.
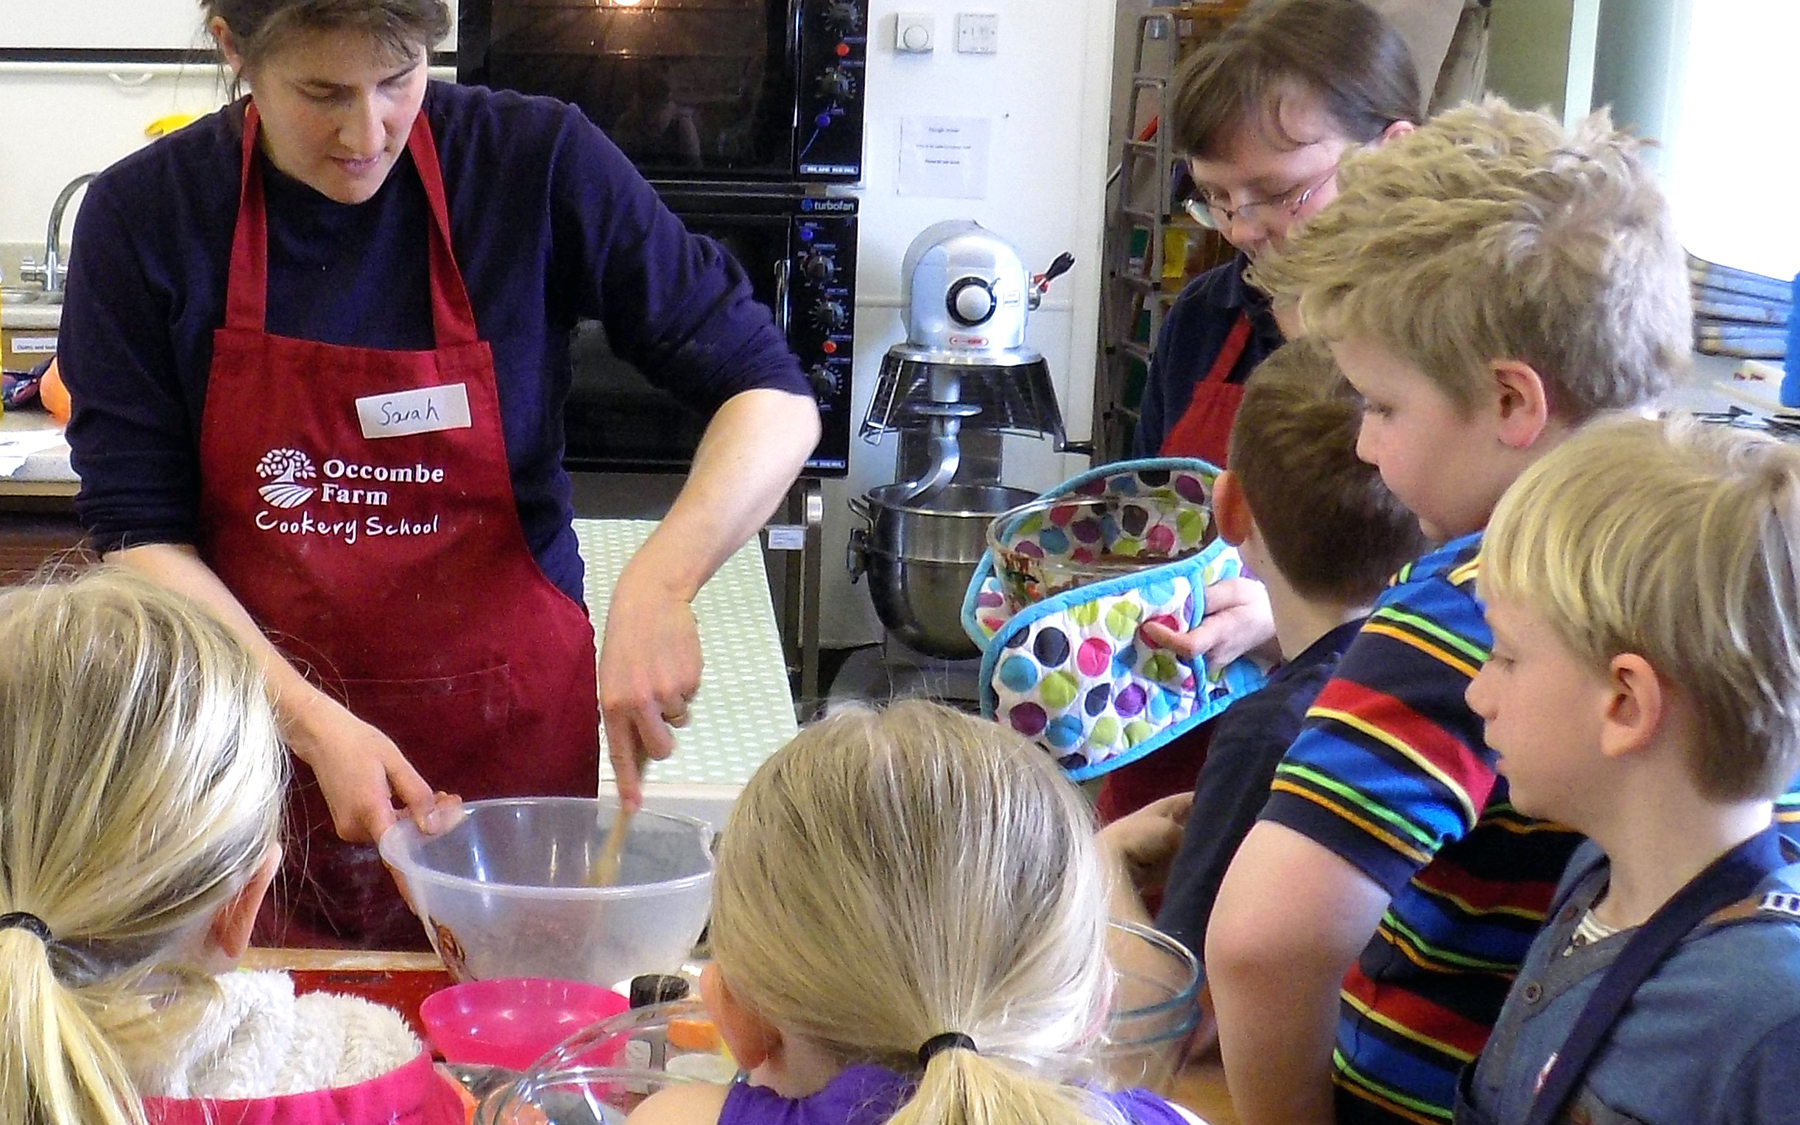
[0, 288, 62, 306]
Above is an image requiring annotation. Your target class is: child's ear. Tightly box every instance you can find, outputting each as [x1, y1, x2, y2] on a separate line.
[1489, 360, 1553, 450]
[1598, 653, 1665, 761]
[700, 962, 782, 1070]
[1376, 119, 1415, 143]
[209, 845, 281, 961]
[1213, 470, 1254, 549]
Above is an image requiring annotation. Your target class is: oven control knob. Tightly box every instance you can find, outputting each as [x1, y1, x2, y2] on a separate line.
[811, 298, 849, 332]
[823, 1, 862, 34]
[947, 277, 995, 326]
[801, 251, 837, 283]
[808, 363, 840, 399]
[817, 66, 856, 102]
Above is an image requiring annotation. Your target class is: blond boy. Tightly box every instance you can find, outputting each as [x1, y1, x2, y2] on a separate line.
[1460, 416, 1800, 1125]
[1203, 99, 1693, 1125]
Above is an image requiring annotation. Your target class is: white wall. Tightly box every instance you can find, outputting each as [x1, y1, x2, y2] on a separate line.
[831, 1, 1116, 644]
[0, 0, 1118, 649]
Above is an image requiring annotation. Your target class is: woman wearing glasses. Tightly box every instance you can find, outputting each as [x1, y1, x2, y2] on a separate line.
[1099, 0, 1420, 820]
[1134, 0, 1420, 466]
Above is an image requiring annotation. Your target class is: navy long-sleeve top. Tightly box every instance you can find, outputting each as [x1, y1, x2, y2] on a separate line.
[1131, 253, 1284, 458]
[59, 81, 808, 604]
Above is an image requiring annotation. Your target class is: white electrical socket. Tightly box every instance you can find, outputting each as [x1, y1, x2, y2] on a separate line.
[895, 12, 935, 53]
[955, 12, 997, 54]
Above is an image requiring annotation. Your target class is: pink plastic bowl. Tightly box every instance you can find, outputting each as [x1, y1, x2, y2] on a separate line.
[420, 977, 631, 1071]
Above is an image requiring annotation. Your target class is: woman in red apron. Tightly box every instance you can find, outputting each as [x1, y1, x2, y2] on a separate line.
[1104, 0, 1422, 817]
[57, 0, 821, 949]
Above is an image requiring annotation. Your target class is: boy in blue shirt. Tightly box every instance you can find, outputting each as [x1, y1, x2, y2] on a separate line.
[1103, 338, 1425, 962]
[1457, 416, 1800, 1125]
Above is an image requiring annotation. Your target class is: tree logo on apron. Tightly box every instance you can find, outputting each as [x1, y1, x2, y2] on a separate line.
[257, 448, 318, 508]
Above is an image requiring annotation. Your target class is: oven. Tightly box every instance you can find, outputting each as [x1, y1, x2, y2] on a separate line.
[457, 0, 869, 184]
[561, 188, 857, 476]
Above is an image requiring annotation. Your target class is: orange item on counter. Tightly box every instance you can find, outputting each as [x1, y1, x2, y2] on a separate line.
[40, 358, 70, 425]
[667, 1016, 723, 1053]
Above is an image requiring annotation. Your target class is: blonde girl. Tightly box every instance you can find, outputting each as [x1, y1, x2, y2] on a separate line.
[630, 700, 1197, 1125]
[0, 568, 461, 1125]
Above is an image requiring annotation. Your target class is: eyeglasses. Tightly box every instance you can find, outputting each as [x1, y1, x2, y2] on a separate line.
[1184, 165, 1339, 232]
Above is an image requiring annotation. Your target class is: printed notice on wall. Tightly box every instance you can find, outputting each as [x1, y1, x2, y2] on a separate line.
[898, 116, 991, 199]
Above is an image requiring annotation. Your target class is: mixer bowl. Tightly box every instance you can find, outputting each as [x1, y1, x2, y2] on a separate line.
[850, 482, 1036, 659]
[379, 798, 714, 987]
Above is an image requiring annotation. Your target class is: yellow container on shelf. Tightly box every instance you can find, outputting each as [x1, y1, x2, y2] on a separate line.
[1162, 228, 1189, 280]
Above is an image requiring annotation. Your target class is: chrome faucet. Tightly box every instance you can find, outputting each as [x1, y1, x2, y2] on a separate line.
[19, 173, 98, 294]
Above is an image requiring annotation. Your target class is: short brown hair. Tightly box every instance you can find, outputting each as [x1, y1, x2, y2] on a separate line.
[203, 0, 450, 72]
[1482, 416, 1800, 802]
[1250, 98, 1691, 421]
[1228, 339, 1426, 602]
[1169, 0, 1422, 160]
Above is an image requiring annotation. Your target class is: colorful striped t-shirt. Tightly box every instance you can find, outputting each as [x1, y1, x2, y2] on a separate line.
[1261, 533, 1579, 1125]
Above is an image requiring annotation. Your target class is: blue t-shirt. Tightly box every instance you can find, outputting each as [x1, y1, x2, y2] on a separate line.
[58, 82, 808, 604]
[1155, 617, 1364, 961]
[1262, 534, 1582, 1125]
[1461, 841, 1800, 1125]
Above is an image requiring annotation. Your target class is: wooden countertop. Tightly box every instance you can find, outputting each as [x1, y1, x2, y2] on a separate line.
[242, 947, 446, 973]
[1169, 1049, 1238, 1125]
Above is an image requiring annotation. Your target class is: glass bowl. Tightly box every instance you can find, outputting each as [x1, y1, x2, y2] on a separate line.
[987, 494, 1212, 614]
[475, 996, 730, 1125]
[1098, 919, 1203, 1093]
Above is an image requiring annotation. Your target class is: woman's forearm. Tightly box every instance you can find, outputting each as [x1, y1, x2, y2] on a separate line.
[620, 387, 820, 599]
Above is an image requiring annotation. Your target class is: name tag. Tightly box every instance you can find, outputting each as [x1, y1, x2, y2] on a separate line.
[356, 384, 473, 440]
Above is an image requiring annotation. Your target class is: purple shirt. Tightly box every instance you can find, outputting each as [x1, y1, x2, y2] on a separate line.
[718, 1064, 1192, 1125]
[58, 81, 808, 602]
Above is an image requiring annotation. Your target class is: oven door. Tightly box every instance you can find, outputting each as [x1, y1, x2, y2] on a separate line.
[460, 0, 798, 182]
[563, 207, 791, 474]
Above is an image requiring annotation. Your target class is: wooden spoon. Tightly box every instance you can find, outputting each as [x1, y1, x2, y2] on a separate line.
[588, 799, 633, 887]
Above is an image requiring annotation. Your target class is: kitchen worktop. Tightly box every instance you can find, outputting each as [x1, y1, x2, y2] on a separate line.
[0, 406, 76, 496]
[0, 300, 61, 331]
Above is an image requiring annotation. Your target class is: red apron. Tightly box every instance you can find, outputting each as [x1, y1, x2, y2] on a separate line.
[1100, 310, 1253, 823]
[201, 104, 601, 950]
[1157, 310, 1252, 467]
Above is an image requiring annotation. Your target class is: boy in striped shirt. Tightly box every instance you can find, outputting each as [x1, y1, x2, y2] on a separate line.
[1202, 99, 1692, 1125]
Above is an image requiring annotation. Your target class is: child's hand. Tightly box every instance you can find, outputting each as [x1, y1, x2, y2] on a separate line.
[1099, 792, 1194, 892]
[1140, 576, 1278, 668]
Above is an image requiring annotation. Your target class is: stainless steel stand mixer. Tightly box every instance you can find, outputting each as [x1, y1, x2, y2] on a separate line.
[848, 221, 1082, 660]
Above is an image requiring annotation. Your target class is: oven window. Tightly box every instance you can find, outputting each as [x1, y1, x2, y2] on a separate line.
[481, 0, 794, 180]
[564, 213, 791, 472]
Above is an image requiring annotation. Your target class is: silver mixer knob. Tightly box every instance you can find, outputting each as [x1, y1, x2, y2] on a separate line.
[947, 277, 995, 326]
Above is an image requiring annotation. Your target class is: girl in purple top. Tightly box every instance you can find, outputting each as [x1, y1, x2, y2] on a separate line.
[627, 701, 1200, 1125]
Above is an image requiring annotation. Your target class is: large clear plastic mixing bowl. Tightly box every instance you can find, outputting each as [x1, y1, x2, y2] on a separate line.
[379, 798, 714, 987]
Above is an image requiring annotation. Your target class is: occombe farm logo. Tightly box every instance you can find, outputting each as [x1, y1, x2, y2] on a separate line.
[256, 448, 318, 509]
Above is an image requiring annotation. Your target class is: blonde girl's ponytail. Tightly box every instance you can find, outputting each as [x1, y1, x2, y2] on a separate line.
[0, 569, 287, 1125]
[888, 1038, 1120, 1125]
[0, 918, 146, 1125]
[710, 700, 1126, 1125]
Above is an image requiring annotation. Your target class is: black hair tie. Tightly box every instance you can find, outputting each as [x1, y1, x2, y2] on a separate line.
[0, 912, 52, 943]
[917, 1032, 979, 1067]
